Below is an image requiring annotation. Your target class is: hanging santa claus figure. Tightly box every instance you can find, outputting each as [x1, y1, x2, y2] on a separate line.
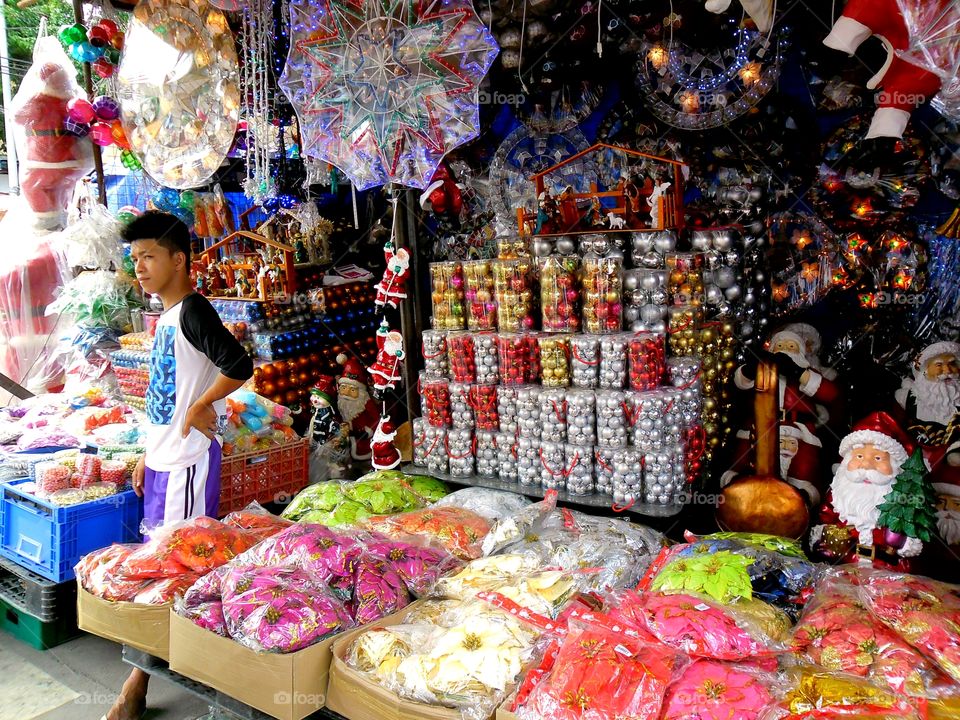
[11, 42, 93, 229]
[336, 355, 380, 463]
[419, 162, 464, 222]
[810, 412, 927, 571]
[368, 330, 404, 394]
[374, 241, 411, 309]
[896, 340, 960, 544]
[370, 415, 401, 471]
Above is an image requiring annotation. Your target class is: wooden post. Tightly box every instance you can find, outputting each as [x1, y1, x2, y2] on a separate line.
[72, 0, 107, 206]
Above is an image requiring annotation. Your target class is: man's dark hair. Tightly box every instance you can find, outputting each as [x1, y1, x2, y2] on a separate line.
[121, 211, 191, 264]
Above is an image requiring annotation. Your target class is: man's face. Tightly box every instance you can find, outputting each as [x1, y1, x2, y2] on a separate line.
[130, 239, 185, 296]
[846, 443, 893, 475]
[925, 353, 960, 380]
[772, 338, 802, 355]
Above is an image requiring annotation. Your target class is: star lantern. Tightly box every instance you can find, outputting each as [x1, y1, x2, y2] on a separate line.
[279, 0, 499, 191]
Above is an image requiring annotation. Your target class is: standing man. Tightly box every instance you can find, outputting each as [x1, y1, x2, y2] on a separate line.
[107, 212, 252, 720]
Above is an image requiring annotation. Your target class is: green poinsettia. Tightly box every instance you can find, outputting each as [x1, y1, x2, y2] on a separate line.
[405, 474, 449, 502]
[702, 532, 807, 559]
[345, 476, 423, 514]
[651, 551, 754, 603]
[281, 481, 345, 520]
[298, 500, 372, 528]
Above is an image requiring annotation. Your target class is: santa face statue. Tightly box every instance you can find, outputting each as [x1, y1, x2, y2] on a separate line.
[831, 442, 899, 544]
[779, 435, 798, 478]
[910, 349, 960, 427]
[770, 335, 809, 368]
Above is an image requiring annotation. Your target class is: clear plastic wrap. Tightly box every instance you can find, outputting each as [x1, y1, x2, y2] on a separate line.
[363, 506, 491, 560]
[481, 491, 558, 557]
[362, 539, 463, 598]
[132, 573, 204, 605]
[517, 614, 684, 720]
[581, 256, 623, 334]
[221, 502, 293, 541]
[55, 193, 124, 270]
[790, 570, 957, 697]
[346, 600, 543, 720]
[280, 474, 430, 527]
[10, 36, 94, 229]
[857, 568, 960, 685]
[74, 543, 149, 601]
[606, 589, 787, 660]
[125, 516, 259, 579]
[220, 564, 354, 653]
[662, 659, 775, 720]
[431, 488, 531, 522]
[463, 261, 498, 331]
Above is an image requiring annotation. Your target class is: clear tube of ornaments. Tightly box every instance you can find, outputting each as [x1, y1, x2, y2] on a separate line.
[421, 330, 449, 377]
[570, 335, 600, 388]
[497, 385, 519, 435]
[449, 381, 475, 430]
[565, 444, 595, 496]
[595, 389, 628, 448]
[446, 429, 475, 478]
[516, 436, 541, 487]
[495, 431, 518, 483]
[539, 440, 567, 491]
[475, 430, 499, 478]
[516, 386, 543, 440]
[598, 334, 629, 390]
[539, 388, 568, 444]
[565, 389, 596, 447]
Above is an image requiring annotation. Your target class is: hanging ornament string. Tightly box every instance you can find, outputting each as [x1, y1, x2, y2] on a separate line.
[241, 0, 274, 202]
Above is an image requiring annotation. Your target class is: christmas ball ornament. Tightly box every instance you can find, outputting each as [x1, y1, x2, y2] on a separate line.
[90, 122, 114, 146]
[67, 98, 96, 124]
[92, 95, 120, 121]
[93, 57, 114, 78]
[64, 118, 91, 136]
[59, 24, 87, 45]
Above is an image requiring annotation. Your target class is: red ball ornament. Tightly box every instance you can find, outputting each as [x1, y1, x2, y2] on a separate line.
[98, 19, 119, 36]
[93, 57, 114, 78]
[87, 25, 110, 47]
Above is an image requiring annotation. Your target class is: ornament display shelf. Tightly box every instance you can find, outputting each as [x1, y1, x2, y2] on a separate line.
[122, 645, 346, 720]
[401, 464, 685, 518]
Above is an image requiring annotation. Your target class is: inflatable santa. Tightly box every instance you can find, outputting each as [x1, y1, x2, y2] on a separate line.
[336, 355, 380, 462]
[368, 331, 404, 393]
[810, 412, 926, 571]
[371, 416, 401, 471]
[896, 340, 960, 544]
[374, 242, 411, 309]
[11, 44, 92, 229]
[823, 0, 950, 139]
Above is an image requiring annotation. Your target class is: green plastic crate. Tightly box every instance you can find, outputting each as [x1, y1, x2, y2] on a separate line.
[0, 595, 79, 650]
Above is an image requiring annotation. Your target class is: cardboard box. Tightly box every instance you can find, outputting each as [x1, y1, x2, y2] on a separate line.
[327, 602, 494, 720]
[170, 610, 335, 720]
[76, 585, 171, 660]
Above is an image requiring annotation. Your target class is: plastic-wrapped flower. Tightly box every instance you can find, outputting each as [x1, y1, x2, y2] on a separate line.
[364, 507, 492, 560]
[651, 551, 754, 603]
[778, 668, 919, 720]
[662, 659, 774, 720]
[345, 475, 424, 514]
[281, 481, 345, 519]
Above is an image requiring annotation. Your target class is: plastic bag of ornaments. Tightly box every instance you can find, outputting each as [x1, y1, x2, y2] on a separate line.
[473, 431, 499, 478]
[570, 335, 600, 388]
[624, 269, 669, 334]
[447, 332, 498, 385]
[599, 334, 629, 390]
[516, 436, 541, 488]
[498, 333, 539, 385]
[421, 374, 452, 428]
[631, 231, 677, 269]
[496, 385, 519, 436]
[495, 431, 518, 483]
[595, 390, 629, 448]
[516, 386, 542, 440]
[627, 388, 684, 450]
[448, 382, 474, 430]
[539, 389, 567, 444]
[565, 390, 596, 447]
[421, 330, 449, 377]
[445, 429, 475, 478]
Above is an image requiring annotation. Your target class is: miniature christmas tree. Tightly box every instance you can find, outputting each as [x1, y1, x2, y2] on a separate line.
[876, 449, 939, 542]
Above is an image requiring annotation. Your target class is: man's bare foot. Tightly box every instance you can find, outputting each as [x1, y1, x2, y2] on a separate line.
[105, 669, 148, 720]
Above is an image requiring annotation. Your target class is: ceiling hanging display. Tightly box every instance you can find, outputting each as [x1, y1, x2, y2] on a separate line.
[279, 0, 499, 191]
[115, 0, 240, 189]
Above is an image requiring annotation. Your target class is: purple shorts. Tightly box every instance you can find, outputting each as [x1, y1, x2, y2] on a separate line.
[143, 440, 222, 531]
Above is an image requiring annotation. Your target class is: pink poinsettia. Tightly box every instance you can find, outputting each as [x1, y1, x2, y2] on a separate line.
[662, 659, 773, 720]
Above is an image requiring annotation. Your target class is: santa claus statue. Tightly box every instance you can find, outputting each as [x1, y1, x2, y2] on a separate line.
[419, 162, 465, 220]
[336, 354, 380, 462]
[368, 330, 404, 393]
[810, 412, 925, 571]
[781, 322, 837, 381]
[896, 340, 960, 544]
[731, 327, 843, 504]
[11, 45, 93, 229]
[308, 376, 343, 449]
[371, 415, 401, 471]
[374, 241, 411, 310]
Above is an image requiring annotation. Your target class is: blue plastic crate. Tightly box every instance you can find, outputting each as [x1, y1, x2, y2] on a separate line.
[0, 479, 142, 583]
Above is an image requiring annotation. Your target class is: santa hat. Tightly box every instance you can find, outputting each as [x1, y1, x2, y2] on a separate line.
[780, 422, 822, 448]
[916, 341, 960, 371]
[782, 323, 822, 355]
[839, 412, 914, 467]
[36, 62, 76, 100]
[310, 375, 336, 403]
[768, 329, 805, 351]
[337, 354, 367, 387]
[376, 417, 396, 437]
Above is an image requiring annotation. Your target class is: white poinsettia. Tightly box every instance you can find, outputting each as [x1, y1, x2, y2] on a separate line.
[496, 571, 578, 618]
[434, 554, 544, 599]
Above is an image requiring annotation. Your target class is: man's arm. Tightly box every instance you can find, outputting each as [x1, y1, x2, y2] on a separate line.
[180, 295, 254, 438]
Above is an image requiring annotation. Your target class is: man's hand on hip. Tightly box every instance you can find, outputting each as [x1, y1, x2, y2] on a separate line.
[183, 400, 218, 439]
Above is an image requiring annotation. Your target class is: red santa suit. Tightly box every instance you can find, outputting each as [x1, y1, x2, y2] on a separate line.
[374, 242, 411, 309]
[11, 60, 92, 227]
[336, 355, 380, 461]
[823, 0, 949, 139]
[368, 331, 404, 393]
[419, 163, 464, 217]
[809, 413, 923, 572]
[371, 416, 401, 471]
